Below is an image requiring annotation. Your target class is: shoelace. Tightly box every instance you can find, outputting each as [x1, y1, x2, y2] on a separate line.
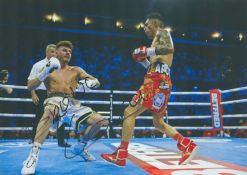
[25, 154, 37, 168]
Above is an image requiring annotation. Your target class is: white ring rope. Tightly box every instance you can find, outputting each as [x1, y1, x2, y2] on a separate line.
[0, 84, 247, 132]
[0, 84, 111, 94]
[223, 114, 247, 118]
[0, 97, 213, 106]
[1, 126, 247, 131]
[3, 97, 246, 105]
[221, 99, 247, 105]
[1, 84, 247, 94]
[0, 84, 211, 95]
[221, 86, 247, 94]
[0, 113, 35, 118]
[112, 90, 210, 95]
[1, 113, 247, 119]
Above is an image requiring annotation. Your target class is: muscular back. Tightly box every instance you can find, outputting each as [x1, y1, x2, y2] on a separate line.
[44, 66, 79, 96]
[150, 28, 174, 67]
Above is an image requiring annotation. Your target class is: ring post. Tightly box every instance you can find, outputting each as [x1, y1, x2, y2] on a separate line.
[210, 89, 224, 136]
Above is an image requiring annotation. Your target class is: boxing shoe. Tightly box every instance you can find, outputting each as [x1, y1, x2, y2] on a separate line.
[101, 148, 128, 167]
[177, 138, 198, 165]
[21, 143, 40, 174]
[21, 153, 38, 175]
[72, 142, 95, 161]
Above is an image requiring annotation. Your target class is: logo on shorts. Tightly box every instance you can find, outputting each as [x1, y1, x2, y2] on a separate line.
[154, 62, 170, 76]
[152, 93, 165, 109]
[159, 81, 169, 90]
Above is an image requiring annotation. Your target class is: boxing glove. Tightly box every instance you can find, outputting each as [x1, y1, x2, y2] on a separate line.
[37, 57, 61, 81]
[78, 78, 100, 89]
[132, 46, 156, 62]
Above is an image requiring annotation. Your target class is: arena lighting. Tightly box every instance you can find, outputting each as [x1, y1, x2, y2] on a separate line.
[116, 20, 124, 28]
[221, 38, 224, 42]
[182, 33, 186, 37]
[164, 27, 172, 32]
[84, 16, 93, 25]
[45, 13, 63, 22]
[211, 32, 222, 38]
[238, 33, 244, 41]
[135, 22, 144, 30]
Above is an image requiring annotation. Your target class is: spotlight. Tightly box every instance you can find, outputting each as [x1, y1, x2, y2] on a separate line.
[211, 32, 222, 38]
[45, 13, 63, 23]
[84, 17, 93, 25]
[164, 27, 172, 32]
[116, 20, 124, 28]
[135, 22, 144, 30]
[238, 33, 244, 41]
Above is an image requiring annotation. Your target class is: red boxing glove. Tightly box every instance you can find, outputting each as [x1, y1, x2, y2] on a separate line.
[132, 46, 156, 62]
[132, 46, 147, 62]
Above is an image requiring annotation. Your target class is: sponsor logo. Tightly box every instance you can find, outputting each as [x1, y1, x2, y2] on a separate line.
[159, 81, 169, 90]
[112, 143, 247, 175]
[211, 93, 221, 129]
[152, 93, 165, 109]
[154, 63, 170, 76]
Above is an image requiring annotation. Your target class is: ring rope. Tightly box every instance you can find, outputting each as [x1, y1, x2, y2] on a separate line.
[1, 126, 247, 131]
[0, 97, 213, 106]
[1, 113, 247, 119]
[1, 97, 246, 105]
[221, 99, 247, 105]
[1, 84, 247, 95]
[1, 85, 247, 133]
[221, 86, 247, 94]
[0, 84, 211, 95]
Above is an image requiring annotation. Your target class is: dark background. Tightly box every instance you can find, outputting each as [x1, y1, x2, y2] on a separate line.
[0, 0, 246, 137]
[0, 0, 246, 90]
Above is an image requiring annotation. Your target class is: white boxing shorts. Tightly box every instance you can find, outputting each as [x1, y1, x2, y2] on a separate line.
[44, 92, 93, 131]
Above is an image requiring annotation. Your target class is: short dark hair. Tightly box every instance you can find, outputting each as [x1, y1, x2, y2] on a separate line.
[56, 40, 74, 50]
[146, 12, 164, 27]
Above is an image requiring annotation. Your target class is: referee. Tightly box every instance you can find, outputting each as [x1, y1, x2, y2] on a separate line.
[27, 44, 70, 147]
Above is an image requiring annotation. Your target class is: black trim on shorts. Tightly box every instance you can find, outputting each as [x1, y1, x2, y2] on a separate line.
[75, 112, 93, 131]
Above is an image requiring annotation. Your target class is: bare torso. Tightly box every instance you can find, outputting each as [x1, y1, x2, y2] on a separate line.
[150, 28, 173, 67]
[44, 66, 79, 96]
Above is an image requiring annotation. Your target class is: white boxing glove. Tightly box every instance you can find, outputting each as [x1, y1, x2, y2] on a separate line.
[37, 57, 61, 81]
[77, 80, 90, 92]
[78, 78, 100, 90]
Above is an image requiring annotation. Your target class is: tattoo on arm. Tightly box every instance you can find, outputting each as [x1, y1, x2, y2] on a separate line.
[155, 30, 174, 55]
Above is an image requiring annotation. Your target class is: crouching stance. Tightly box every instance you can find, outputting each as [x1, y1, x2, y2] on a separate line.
[21, 40, 108, 175]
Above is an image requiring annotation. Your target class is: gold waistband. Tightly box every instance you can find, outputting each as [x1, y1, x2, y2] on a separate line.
[47, 92, 73, 98]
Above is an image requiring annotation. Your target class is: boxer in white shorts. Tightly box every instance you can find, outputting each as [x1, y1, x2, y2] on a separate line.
[21, 40, 108, 175]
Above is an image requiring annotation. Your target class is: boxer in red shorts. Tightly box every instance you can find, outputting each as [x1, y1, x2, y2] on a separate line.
[101, 12, 198, 166]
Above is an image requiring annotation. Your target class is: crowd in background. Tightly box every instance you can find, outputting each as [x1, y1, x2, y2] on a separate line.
[0, 44, 247, 138]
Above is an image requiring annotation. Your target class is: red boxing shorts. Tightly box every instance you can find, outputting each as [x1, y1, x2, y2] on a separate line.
[132, 62, 172, 116]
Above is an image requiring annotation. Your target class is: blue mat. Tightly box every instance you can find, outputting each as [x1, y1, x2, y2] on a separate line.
[0, 137, 246, 175]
